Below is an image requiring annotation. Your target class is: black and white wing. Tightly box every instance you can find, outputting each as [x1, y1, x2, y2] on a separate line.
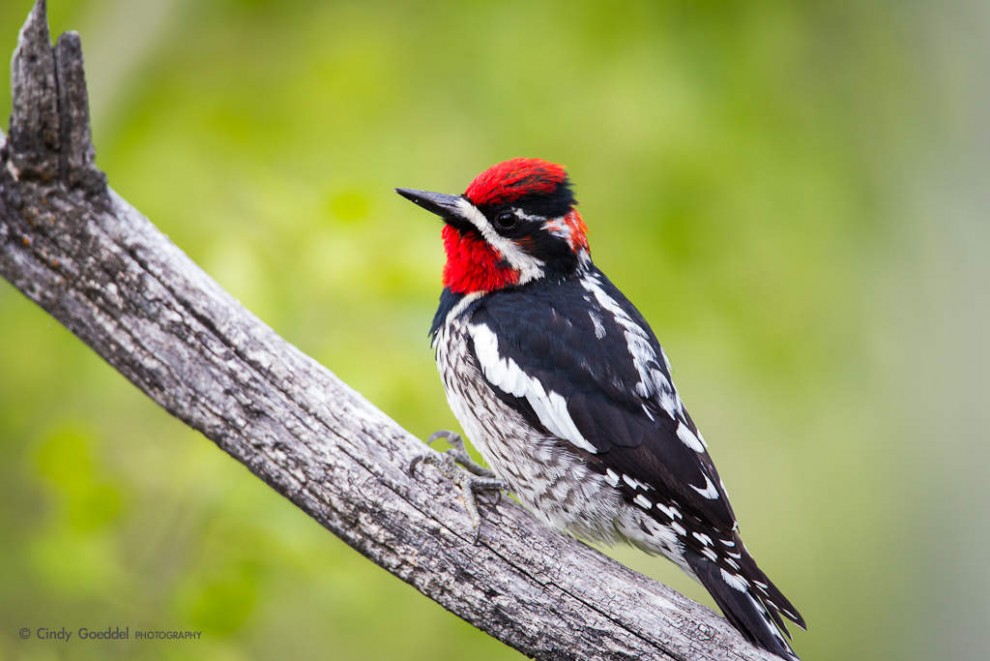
[462, 268, 805, 654]
[467, 268, 737, 531]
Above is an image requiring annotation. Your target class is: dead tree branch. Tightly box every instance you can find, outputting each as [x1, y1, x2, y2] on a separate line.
[0, 2, 775, 659]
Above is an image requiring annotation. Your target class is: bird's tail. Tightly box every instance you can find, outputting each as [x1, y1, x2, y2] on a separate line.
[686, 550, 806, 660]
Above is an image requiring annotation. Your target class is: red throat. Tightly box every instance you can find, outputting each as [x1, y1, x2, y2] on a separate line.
[442, 225, 520, 294]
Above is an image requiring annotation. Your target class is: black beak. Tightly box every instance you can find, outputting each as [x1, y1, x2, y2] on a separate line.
[396, 188, 465, 221]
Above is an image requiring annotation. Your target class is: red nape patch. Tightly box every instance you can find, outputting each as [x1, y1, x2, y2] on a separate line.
[465, 157, 567, 206]
[442, 225, 520, 294]
[564, 210, 590, 251]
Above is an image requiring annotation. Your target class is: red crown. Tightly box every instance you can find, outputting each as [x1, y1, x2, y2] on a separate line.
[464, 158, 568, 206]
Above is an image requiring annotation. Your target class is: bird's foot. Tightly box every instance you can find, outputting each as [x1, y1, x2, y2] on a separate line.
[410, 430, 507, 538]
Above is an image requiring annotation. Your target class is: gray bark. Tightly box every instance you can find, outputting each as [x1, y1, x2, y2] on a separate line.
[0, 2, 776, 659]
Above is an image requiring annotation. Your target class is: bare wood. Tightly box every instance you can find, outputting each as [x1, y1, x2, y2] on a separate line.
[0, 2, 777, 659]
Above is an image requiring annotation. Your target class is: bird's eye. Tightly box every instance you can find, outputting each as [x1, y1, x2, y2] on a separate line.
[494, 211, 517, 230]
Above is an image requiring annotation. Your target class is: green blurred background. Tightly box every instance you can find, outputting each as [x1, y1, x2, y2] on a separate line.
[1, 0, 987, 659]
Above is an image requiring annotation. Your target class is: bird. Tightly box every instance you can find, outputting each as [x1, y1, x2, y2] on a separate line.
[396, 157, 805, 659]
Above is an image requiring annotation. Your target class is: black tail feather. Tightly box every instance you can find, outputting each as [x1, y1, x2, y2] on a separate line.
[687, 552, 803, 660]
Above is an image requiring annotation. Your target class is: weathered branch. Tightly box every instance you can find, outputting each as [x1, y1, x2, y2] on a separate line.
[0, 2, 775, 659]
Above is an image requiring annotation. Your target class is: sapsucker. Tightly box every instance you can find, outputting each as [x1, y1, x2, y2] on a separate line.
[397, 158, 805, 659]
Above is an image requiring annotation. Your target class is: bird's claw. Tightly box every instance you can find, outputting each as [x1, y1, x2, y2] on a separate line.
[427, 430, 499, 478]
[411, 430, 507, 538]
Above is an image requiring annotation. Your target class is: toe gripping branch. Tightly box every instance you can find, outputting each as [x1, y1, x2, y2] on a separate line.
[410, 431, 507, 538]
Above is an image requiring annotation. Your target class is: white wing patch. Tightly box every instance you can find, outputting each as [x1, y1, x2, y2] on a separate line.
[469, 323, 598, 455]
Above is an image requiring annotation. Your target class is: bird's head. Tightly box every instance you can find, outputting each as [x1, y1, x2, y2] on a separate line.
[397, 158, 590, 294]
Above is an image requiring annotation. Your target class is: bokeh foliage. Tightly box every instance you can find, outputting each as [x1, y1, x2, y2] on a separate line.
[1, 0, 987, 659]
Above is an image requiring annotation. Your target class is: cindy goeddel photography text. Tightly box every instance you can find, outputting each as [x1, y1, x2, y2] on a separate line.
[18, 625, 202, 642]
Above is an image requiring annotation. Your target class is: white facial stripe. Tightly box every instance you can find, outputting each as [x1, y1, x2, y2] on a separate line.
[455, 198, 545, 284]
[469, 323, 598, 454]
